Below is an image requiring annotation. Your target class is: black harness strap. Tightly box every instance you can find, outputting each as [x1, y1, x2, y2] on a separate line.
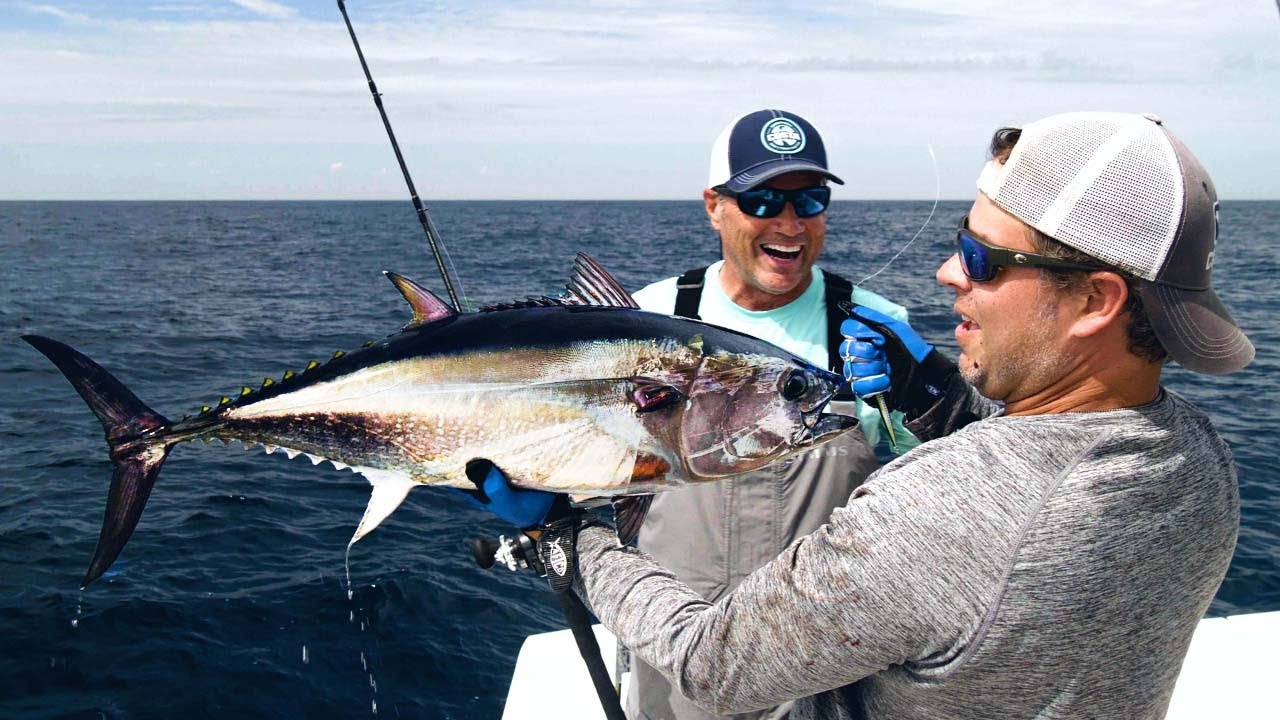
[672, 266, 855, 397]
[674, 266, 708, 320]
[822, 271, 856, 401]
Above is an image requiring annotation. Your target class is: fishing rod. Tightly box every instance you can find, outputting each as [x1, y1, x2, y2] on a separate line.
[336, 0, 468, 312]
[336, 5, 623, 717]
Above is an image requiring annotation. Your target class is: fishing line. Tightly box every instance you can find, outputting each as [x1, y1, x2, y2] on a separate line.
[854, 143, 940, 288]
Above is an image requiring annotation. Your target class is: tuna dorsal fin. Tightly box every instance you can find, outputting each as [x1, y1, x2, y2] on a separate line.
[349, 468, 415, 546]
[383, 271, 458, 327]
[561, 253, 640, 309]
[612, 494, 654, 545]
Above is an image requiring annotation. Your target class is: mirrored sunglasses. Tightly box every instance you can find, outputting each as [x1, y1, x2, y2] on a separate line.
[717, 185, 831, 219]
[956, 214, 1107, 281]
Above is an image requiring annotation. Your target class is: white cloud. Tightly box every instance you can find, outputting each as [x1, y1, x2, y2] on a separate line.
[228, 0, 296, 20]
[22, 3, 92, 23]
[0, 0, 1277, 199]
[330, 161, 344, 173]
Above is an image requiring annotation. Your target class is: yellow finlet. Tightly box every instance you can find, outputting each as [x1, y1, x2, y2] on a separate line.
[219, 396, 232, 405]
[332, 350, 345, 360]
[688, 334, 705, 356]
[306, 360, 320, 371]
[240, 386, 252, 396]
[283, 369, 296, 380]
[201, 405, 211, 413]
[262, 377, 275, 388]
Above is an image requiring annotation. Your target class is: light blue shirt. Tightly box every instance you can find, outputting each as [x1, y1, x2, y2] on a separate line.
[632, 261, 918, 453]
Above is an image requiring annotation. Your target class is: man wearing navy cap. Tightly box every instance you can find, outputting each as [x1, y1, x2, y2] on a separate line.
[625, 109, 916, 720]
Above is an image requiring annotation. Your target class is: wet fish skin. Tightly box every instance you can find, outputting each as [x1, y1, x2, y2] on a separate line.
[24, 255, 858, 587]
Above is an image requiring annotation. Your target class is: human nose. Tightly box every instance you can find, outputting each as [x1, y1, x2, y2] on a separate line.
[937, 252, 970, 291]
[772, 201, 807, 236]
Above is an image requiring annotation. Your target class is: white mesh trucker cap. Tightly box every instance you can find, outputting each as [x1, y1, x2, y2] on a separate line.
[976, 111, 1254, 375]
[708, 109, 844, 192]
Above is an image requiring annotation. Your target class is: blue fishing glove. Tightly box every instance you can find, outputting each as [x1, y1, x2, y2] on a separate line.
[839, 305, 956, 416]
[459, 460, 600, 593]
[455, 459, 557, 529]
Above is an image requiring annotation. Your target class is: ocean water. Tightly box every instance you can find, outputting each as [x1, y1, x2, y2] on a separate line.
[1, 200, 1276, 719]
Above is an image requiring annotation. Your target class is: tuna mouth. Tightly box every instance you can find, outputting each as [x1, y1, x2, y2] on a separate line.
[791, 367, 858, 446]
[796, 410, 859, 446]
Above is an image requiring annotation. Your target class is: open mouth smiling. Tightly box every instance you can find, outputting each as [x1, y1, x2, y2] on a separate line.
[761, 243, 803, 261]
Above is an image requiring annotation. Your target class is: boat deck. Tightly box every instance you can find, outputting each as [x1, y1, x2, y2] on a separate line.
[503, 611, 1280, 719]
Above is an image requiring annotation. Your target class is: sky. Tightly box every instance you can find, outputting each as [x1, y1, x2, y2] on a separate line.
[1, 0, 1277, 200]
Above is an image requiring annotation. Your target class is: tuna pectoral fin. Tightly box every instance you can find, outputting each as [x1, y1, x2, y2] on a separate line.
[611, 494, 654, 546]
[22, 335, 174, 588]
[349, 469, 415, 546]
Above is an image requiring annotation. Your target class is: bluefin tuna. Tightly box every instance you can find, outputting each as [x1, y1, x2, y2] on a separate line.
[25, 254, 857, 587]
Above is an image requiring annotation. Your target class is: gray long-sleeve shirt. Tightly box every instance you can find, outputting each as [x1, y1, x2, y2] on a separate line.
[574, 385, 1239, 719]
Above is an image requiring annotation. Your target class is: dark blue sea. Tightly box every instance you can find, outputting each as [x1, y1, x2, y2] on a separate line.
[1, 200, 1276, 719]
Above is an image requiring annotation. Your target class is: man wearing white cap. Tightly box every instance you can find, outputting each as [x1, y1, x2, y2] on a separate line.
[520, 112, 1251, 719]
[625, 109, 915, 719]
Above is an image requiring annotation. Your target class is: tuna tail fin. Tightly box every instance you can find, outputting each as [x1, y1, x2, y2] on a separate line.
[22, 335, 174, 588]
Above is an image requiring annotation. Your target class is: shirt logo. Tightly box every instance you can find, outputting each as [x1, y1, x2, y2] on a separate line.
[761, 118, 806, 154]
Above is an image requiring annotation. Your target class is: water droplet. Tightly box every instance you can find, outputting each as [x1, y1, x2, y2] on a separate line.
[371, 699, 378, 715]
[344, 551, 354, 600]
[302, 645, 309, 664]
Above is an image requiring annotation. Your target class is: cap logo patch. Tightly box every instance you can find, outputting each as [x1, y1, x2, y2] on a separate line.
[1206, 200, 1220, 271]
[761, 118, 805, 154]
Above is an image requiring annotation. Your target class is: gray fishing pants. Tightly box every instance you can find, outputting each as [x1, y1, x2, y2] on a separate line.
[626, 408, 879, 720]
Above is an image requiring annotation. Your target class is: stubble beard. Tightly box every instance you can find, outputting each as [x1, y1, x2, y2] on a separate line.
[961, 295, 1070, 402]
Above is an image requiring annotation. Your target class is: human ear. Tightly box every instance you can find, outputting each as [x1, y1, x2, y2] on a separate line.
[704, 188, 723, 232]
[1070, 271, 1128, 339]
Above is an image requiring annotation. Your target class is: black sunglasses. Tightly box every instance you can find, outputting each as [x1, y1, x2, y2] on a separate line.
[956, 215, 1107, 281]
[716, 185, 831, 219]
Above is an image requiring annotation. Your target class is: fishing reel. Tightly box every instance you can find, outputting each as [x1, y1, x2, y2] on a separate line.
[470, 533, 544, 575]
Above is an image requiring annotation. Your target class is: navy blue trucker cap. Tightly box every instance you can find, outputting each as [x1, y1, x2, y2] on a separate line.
[708, 109, 844, 192]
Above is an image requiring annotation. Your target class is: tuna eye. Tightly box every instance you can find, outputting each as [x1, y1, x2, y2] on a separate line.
[781, 370, 810, 401]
